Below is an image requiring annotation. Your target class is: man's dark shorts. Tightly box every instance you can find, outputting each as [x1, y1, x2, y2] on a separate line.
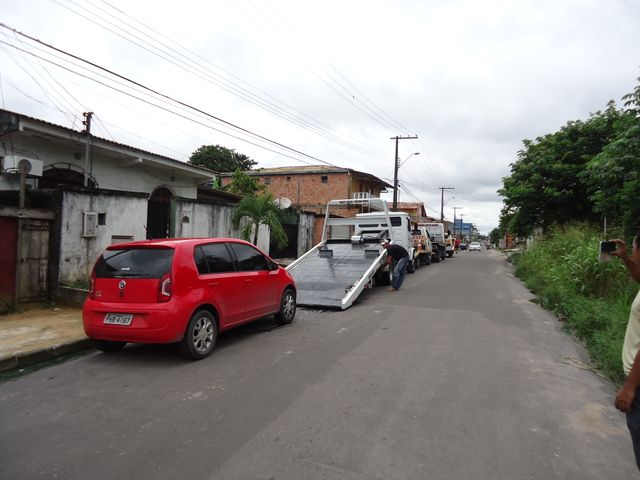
[627, 386, 640, 470]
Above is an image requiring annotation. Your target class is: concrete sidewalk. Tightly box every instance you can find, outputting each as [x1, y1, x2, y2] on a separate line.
[0, 303, 92, 372]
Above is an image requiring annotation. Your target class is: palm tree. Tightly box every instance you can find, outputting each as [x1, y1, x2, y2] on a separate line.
[231, 192, 288, 249]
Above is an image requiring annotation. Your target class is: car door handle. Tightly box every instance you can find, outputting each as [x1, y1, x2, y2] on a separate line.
[245, 279, 253, 283]
[208, 282, 219, 287]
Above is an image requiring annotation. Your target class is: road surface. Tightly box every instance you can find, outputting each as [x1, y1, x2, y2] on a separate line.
[0, 249, 635, 479]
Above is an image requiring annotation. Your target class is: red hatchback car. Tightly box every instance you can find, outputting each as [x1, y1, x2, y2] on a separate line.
[83, 238, 297, 359]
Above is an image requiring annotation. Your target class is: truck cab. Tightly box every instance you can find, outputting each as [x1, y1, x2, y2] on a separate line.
[354, 211, 417, 276]
[420, 222, 447, 262]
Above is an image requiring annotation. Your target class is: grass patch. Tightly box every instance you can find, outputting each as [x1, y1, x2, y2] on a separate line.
[513, 224, 638, 385]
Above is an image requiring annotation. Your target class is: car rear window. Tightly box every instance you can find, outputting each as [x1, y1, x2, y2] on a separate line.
[95, 248, 174, 278]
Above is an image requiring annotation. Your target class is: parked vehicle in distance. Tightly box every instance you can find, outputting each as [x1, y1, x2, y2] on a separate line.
[83, 238, 297, 360]
[420, 223, 447, 262]
[460, 243, 467, 251]
[469, 242, 482, 252]
[412, 226, 432, 266]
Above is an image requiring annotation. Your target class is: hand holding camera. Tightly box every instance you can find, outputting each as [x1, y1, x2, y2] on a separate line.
[599, 239, 627, 262]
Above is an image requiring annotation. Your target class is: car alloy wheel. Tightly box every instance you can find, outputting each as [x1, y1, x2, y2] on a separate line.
[276, 288, 296, 324]
[179, 310, 217, 360]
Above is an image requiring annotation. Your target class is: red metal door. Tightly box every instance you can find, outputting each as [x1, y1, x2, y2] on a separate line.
[0, 217, 18, 312]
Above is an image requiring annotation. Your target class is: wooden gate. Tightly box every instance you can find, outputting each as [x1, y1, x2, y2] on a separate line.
[16, 219, 50, 302]
[0, 217, 18, 312]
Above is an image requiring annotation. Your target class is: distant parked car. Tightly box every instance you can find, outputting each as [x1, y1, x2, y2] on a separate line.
[459, 243, 468, 251]
[469, 242, 482, 252]
[83, 238, 297, 359]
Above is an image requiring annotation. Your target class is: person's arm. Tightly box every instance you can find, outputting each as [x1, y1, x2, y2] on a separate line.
[616, 349, 640, 413]
[611, 239, 640, 283]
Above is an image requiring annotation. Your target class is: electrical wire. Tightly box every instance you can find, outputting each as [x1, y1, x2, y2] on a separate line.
[52, 0, 387, 159]
[0, 24, 340, 168]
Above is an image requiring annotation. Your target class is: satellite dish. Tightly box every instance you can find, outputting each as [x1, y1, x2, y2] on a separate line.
[274, 197, 292, 209]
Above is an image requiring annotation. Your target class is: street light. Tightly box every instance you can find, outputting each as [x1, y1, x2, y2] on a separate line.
[393, 152, 420, 209]
[400, 152, 420, 167]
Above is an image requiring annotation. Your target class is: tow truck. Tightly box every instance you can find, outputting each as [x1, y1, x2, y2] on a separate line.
[286, 198, 415, 309]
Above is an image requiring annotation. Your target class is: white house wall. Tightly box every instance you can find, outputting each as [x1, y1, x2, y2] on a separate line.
[59, 191, 147, 284]
[175, 200, 270, 253]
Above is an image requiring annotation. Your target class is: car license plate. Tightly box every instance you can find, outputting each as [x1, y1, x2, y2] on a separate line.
[104, 313, 134, 326]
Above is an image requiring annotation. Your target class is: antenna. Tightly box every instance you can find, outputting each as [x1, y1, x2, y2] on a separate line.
[274, 197, 292, 209]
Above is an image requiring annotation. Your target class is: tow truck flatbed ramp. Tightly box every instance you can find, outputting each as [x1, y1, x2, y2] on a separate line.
[286, 198, 392, 310]
[288, 240, 385, 308]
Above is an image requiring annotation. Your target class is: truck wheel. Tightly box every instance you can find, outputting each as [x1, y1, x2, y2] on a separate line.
[425, 254, 431, 265]
[407, 258, 415, 273]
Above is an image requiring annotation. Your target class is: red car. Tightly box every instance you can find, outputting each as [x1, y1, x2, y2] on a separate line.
[83, 238, 297, 359]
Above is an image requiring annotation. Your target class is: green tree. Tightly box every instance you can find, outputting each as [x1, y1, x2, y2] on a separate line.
[189, 145, 257, 173]
[231, 191, 287, 248]
[226, 169, 265, 197]
[499, 106, 621, 236]
[582, 79, 640, 237]
[489, 227, 501, 246]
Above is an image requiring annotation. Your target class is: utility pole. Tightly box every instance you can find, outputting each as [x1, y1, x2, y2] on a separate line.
[439, 186, 454, 222]
[82, 111, 93, 187]
[391, 135, 418, 210]
[452, 206, 461, 235]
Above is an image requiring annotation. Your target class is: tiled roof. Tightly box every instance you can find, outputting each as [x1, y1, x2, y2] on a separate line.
[220, 165, 393, 189]
[2, 109, 215, 176]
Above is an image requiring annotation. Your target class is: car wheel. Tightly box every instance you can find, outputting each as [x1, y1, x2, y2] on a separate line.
[178, 310, 217, 360]
[94, 340, 126, 353]
[275, 288, 296, 325]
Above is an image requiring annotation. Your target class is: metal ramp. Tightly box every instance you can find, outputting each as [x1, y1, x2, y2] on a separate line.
[288, 240, 385, 308]
[286, 198, 392, 309]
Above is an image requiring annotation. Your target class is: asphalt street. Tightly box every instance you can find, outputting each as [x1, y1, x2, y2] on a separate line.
[0, 249, 636, 479]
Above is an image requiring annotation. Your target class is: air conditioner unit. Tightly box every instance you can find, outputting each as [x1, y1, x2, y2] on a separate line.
[83, 212, 98, 237]
[1, 155, 43, 177]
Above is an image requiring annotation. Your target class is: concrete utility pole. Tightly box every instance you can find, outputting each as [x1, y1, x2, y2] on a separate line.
[452, 206, 461, 235]
[82, 111, 93, 187]
[391, 135, 418, 210]
[439, 186, 454, 222]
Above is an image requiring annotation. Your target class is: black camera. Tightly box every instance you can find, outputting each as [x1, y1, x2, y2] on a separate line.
[600, 241, 617, 253]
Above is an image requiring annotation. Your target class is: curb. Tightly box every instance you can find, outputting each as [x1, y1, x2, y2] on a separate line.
[0, 338, 94, 373]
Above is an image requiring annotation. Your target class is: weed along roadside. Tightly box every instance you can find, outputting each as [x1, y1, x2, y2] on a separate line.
[511, 225, 639, 384]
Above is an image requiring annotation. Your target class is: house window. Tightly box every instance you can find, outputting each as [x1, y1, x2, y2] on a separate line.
[264, 177, 271, 185]
[98, 213, 107, 225]
[321, 175, 328, 184]
[286, 176, 291, 182]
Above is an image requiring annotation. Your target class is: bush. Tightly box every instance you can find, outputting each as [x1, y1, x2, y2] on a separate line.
[514, 224, 638, 383]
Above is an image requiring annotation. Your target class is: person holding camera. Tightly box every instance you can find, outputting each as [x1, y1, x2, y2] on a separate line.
[611, 233, 640, 469]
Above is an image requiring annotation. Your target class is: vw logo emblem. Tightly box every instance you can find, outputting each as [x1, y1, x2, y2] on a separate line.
[118, 280, 126, 290]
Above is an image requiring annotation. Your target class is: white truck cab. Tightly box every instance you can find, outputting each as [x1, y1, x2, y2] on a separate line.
[354, 211, 417, 275]
[420, 222, 449, 262]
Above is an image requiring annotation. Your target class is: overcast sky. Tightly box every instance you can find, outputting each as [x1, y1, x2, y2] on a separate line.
[1, 0, 639, 233]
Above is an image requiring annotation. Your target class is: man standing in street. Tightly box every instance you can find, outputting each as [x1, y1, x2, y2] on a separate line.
[612, 233, 640, 470]
[383, 241, 410, 292]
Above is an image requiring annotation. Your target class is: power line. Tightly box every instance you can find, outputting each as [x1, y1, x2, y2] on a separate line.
[0, 23, 339, 168]
[52, 0, 387, 159]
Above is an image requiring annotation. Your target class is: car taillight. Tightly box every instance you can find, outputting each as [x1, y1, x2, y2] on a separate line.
[88, 270, 96, 300]
[158, 272, 171, 302]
